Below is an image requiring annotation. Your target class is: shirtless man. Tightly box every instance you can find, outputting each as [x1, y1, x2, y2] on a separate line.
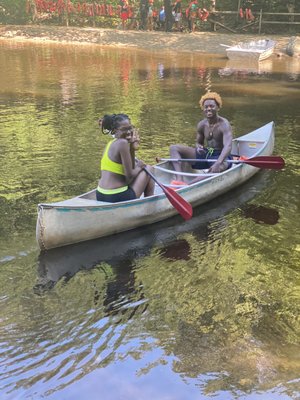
[169, 92, 232, 180]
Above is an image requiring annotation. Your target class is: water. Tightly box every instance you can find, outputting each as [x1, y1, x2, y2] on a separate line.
[0, 39, 299, 400]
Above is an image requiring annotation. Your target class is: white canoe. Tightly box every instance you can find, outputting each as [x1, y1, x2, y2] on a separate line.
[36, 170, 277, 289]
[36, 121, 275, 250]
[218, 58, 273, 77]
[224, 39, 277, 61]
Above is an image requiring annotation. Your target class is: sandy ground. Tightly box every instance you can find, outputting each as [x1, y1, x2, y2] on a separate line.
[0, 24, 292, 55]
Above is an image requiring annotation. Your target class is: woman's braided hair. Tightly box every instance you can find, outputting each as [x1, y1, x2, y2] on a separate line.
[98, 113, 130, 135]
[199, 92, 222, 110]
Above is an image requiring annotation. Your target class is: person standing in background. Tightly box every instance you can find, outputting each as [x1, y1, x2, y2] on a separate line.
[159, 6, 166, 30]
[186, 0, 198, 32]
[147, 0, 154, 30]
[119, 0, 129, 29]
[173, 0, 182, 31]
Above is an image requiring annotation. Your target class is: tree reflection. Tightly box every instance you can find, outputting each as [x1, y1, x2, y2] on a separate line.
[134, 227, 300, 395]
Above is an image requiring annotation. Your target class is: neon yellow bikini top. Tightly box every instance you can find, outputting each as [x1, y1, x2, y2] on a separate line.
[101, 139, 125, 175]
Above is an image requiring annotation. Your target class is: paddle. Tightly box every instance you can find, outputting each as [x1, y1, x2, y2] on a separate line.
[220, 43, 231, 47]
[156, 156, 285, 170]
[143, 167, 193, 221]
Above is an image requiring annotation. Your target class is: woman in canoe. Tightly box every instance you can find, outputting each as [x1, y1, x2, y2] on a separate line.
[97, 113, 154, 202]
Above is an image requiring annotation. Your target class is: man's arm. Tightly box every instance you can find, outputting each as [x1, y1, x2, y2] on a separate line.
[196, 120, 205, 150]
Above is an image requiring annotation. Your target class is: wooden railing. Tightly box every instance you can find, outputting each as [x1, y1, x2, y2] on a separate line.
[257, 12, 300, 34]
[208, 10, 300, 34]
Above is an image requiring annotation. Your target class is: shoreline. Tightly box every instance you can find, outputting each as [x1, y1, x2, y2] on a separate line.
[0, 24, 291, 55]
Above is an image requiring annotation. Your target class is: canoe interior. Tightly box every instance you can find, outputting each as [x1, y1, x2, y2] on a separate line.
[227, 39, 276, 51]
[78, 135, 267, 201]
[226, 39, 276, 61]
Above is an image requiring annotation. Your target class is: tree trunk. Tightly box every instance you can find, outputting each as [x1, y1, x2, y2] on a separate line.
[164, 0, 173, 31]
[140, 0, 148, 30]
[27, 0, 38, 22]
[65, 0, 69, 26]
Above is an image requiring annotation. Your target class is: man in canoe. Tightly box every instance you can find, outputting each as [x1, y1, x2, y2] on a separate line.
[97, 113, 154, 202]
[169, 91, 233, 180]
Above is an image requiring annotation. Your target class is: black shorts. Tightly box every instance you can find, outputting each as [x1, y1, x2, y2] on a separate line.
[191, 148, 232, 170]
[96, 187, 136, 203]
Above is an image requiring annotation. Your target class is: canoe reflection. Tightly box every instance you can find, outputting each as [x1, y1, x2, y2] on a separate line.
[35, 170, 279, 291]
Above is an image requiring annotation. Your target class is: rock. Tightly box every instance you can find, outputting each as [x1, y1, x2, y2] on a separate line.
[4, 30, 14, 37]
[286, 36, 300, 57]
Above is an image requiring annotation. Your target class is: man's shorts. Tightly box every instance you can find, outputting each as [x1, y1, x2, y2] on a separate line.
[191, 148, 232, 170]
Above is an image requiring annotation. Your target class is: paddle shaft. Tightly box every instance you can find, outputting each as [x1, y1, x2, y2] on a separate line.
[157, 156, 285, 170]
[143, 167, 193, 221]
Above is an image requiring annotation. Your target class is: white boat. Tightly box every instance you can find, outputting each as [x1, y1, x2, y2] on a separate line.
[218, 58, 273, 77]
[36, 122, 275, 250]
[223, 39, 277, 61]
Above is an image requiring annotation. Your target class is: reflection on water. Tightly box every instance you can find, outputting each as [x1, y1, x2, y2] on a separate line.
[218, 56, 300, 82]
[34, 171, 275, 289]
[0, 40, 299, 400]
[218, 59, 274, 77]
[241, 204, 280, 225]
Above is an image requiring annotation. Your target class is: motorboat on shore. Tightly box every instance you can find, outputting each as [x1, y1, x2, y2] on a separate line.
[222, 39, 277, 61]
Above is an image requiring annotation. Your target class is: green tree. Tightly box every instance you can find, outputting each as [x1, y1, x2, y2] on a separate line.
[0, 0, 29, 23]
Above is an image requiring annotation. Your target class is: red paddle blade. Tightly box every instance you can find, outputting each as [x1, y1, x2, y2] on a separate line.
[244, 156, 285, 170]
[143, 167, 193, 221]
[163, 186, 193, 220]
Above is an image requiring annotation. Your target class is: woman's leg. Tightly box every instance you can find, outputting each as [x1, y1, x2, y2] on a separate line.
[131, 166, 155, 198]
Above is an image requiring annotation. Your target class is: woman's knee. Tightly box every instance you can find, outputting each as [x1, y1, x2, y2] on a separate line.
[170, 144, 181, 155]
[146, 165, 154, 173]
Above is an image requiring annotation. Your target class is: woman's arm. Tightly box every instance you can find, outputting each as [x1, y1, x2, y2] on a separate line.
[118, 139, 145, 184]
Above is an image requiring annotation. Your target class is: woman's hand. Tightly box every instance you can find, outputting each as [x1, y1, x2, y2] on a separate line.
[129, 127, 140, 150]
[136, 159, 146, 169]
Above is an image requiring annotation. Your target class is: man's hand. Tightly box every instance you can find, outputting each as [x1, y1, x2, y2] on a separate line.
[196, 144, 204, 152]
[208, 161, 222, 173]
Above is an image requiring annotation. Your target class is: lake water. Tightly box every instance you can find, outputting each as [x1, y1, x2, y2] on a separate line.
[0, 39, 299, 400]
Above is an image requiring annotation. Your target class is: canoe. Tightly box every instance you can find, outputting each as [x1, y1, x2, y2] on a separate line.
[223, 39, 277, 61]
[218, 58, 273, 77]
[36, 121, 275, 250]
[36, 170, 277, 289]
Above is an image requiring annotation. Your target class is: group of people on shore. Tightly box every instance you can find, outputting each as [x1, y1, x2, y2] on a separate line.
[119, 0, 213, 32]
[96, 92, 233, 203]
